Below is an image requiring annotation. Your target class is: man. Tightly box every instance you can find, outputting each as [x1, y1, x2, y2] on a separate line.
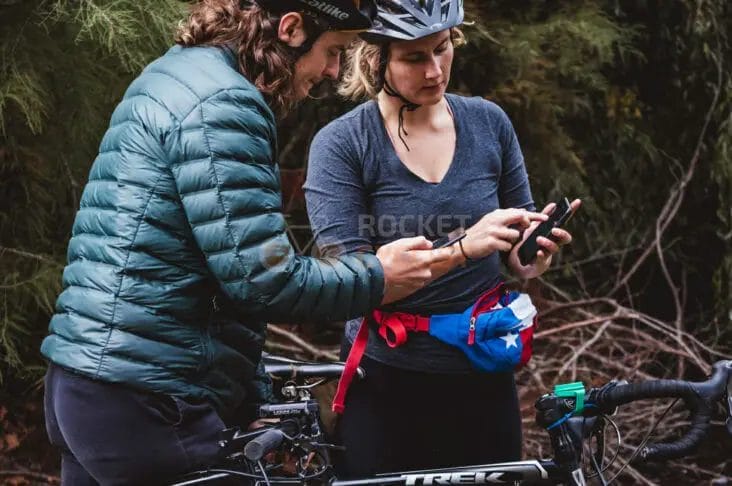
[41, 1, 448, 483]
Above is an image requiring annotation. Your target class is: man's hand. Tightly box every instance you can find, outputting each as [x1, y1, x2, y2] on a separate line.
[376, 236, 452, 304]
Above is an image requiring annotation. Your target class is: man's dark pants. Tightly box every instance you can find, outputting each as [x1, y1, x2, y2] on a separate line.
[44, 363, 225, 485]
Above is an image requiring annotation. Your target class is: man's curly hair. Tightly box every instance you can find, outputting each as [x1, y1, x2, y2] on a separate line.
[176, 0, 320, 115]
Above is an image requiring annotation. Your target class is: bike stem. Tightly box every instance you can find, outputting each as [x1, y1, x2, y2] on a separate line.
[535, 394, 587, 485]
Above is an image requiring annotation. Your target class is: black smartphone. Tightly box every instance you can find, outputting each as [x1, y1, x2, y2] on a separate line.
[433, 227, 467, 249]
[517, 198, 573, 266]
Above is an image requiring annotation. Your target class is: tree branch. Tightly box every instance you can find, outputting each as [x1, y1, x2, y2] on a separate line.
[267, 324, 339, 361]
[0, 469, 59, 483]
[609, 32, 725, 298]
[0, 246, 62, 267]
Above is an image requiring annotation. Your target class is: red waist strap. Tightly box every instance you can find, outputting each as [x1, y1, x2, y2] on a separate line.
[373, 309, 430, 348]
[332, 309, 429, 414]
[332, 284, 503, 414]
[332, 316, 370, 414]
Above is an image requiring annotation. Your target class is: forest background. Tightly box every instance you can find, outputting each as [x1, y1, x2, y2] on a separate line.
[0, 0, 730, 483]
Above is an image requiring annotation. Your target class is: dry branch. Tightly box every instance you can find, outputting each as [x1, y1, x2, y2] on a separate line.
[267, 324, 340, 361]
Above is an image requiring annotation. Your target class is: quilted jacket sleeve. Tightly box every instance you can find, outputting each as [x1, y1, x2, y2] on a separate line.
[169, 88, 384, 323]
[236, 359, 275, 423]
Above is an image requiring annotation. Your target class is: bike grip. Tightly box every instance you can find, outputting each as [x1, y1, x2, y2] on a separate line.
[590, 379, 708, 461]
[243, 428, 286, 462]
[640, 404, 713, 461]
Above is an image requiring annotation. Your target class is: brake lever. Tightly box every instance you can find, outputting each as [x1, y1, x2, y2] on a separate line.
[565, 416, 606, 475]
[591, 419, 606, 470]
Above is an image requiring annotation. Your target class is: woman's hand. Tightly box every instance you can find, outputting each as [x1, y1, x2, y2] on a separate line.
[508, 199, 581, 279]
[460, 208, 548, 260]
[376, 236, 453, 304]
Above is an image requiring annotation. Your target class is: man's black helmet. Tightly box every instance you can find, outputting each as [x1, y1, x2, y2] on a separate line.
[362, 0, 464, 43]
[256, 0, 378, 31]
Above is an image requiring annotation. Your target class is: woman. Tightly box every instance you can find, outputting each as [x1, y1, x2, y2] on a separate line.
[40, 1, 453, 484]
[305, 0, 580, 476]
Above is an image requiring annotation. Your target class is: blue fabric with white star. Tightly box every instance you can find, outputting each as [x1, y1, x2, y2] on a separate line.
[428, 292, 536, 372]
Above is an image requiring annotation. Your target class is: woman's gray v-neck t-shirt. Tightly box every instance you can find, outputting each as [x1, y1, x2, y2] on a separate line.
[304, 94, 534, 373]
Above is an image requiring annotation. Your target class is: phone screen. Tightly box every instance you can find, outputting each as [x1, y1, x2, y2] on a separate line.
[517, 197, 574, 265]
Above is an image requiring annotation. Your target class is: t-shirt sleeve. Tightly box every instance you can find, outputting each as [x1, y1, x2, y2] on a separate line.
[487, 101, 535, 211]
[304, 121, 374, 257]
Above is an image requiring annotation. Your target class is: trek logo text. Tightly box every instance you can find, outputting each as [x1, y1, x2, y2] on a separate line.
[306, 0, 350, 20]
[402, 471, 508, 485]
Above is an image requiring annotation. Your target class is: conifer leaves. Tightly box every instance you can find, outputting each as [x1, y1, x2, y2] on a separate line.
[0, 66, 48, 136]
[0, 0, 186, 381]
[455, 2, 643, 198]
[49, 0, 186, 71]
[455, 0, 730, 327]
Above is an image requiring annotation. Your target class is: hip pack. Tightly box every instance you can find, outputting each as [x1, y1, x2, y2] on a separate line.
[332, 284, 538, 413]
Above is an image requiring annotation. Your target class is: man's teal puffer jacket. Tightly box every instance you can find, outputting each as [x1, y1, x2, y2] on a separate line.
[41, 45, 385, 414]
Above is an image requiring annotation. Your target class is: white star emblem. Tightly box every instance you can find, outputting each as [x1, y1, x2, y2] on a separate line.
[500, 332, 519, 349]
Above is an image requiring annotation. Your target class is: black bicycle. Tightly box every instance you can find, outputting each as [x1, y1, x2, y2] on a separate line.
[171, 354, 732, 485]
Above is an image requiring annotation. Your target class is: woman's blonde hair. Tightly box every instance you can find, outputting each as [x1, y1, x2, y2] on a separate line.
[176, 0, 321, 116]
[338, 27, 466, 102]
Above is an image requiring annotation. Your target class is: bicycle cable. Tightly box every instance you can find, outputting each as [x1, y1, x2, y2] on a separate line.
[258, 460, 272, 486]
[195, 465, 332, 483]
[602, 414, 623, 474]
[590, 451, 609, 486]
[605, 398, 680, 484]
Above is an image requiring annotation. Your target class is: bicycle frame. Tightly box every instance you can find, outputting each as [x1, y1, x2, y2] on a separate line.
[332, 460, 559, 485]
[174, 402, 600, 485]
[173, 460, 563, 485]
[172, 358, 732, 486]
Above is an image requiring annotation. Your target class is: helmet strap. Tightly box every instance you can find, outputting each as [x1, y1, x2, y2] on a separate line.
[377, 45, 420, 152]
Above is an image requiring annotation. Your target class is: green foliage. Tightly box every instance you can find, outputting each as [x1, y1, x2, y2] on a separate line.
[450, 0, 730, 335]
[0, 255, 61, 382]
[0, 0, 186, 382]
[0, 66, 48, 135]
[455, 2, 645, 226]
[1, 0, 730, 385]
[49, 0, 187, 72]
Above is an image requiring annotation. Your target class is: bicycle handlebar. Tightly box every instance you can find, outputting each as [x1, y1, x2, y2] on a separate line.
[264, 363, 364, 380]
[587, 360, 732, 461]
[262, 353, 364, 380]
